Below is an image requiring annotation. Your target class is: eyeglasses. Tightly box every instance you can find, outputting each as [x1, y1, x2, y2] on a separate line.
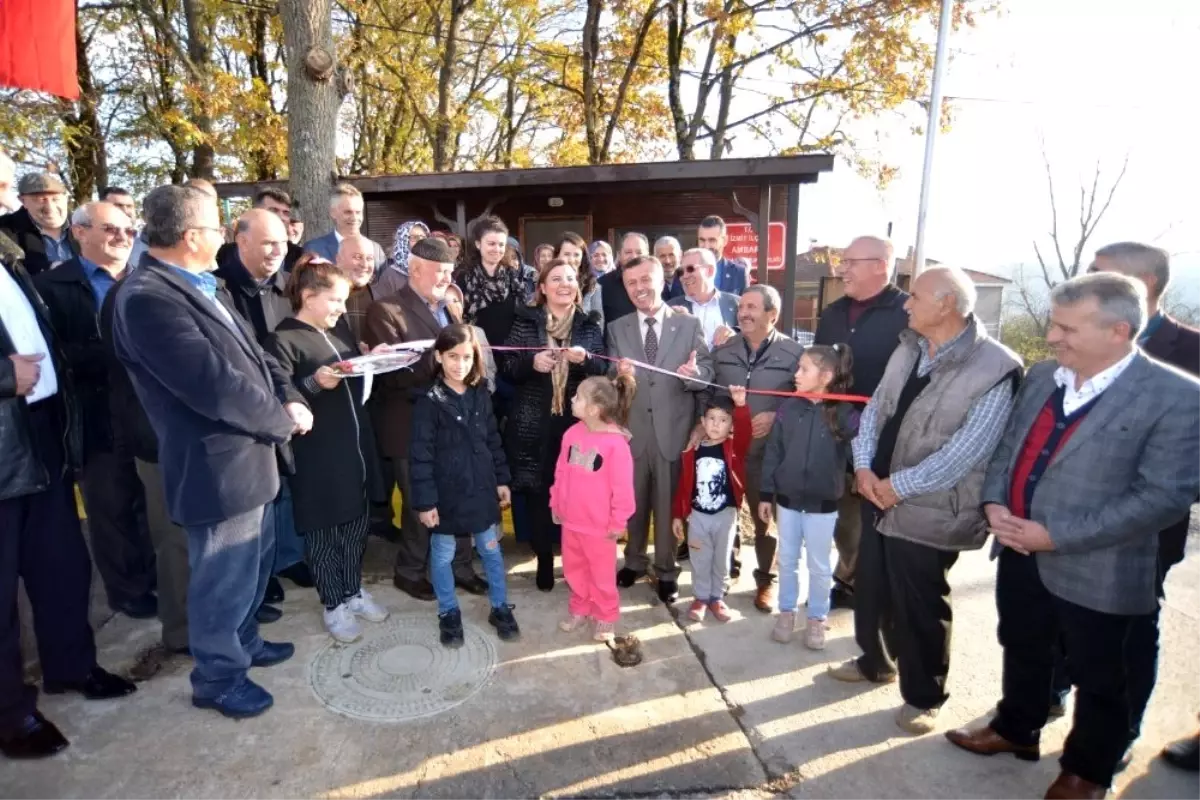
[840, 257, 881, 267]
[683, 264, 708, 274]
[189, 226, 225, 236]
[80, 223, 137, 239]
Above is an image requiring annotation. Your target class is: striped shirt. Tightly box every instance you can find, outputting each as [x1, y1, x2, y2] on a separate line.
[853, 326, 1015, 500]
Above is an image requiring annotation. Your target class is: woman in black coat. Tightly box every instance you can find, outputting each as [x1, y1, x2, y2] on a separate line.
[501, 257, 607, 590]
[263, 259, 387, 645]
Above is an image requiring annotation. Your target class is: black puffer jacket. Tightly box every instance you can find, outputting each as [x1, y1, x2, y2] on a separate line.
[501, 306, 607, 492]
[409, 380, 511, 537]
[0, 235, 83, 501]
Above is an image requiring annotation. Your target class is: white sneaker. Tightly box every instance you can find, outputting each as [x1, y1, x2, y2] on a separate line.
[346, 589, 389, 623]
[324, 603, 363, 643]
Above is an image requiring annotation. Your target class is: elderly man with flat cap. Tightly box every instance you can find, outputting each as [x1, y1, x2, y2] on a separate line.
[0, 173, 78, 276]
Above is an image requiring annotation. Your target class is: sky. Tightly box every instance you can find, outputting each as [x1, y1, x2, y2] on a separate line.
[778, 0, 1199, 289]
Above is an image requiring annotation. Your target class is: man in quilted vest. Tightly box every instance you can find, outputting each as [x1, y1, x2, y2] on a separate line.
[827, 266, 1021, 736]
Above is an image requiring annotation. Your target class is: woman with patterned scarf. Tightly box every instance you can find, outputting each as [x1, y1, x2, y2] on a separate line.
[500, 258, 607, 590]
[375, 220, 430, 298]
[453, 215, 532, 351]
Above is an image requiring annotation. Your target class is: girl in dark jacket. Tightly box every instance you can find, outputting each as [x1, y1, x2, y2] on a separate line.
[410, 325, 519, 649]
[501, 258, 607, 591]
[758, 344, 858, 651]
[264, 259, 387, 645]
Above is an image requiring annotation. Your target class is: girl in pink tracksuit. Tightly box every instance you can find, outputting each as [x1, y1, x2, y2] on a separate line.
[550, 375, 637, 642]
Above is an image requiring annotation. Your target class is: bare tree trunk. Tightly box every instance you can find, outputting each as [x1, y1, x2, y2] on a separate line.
[708, 40, 737, 160]
[581, 0, 602, 164]
[62, 22, 106, 203]
[281, 0, 339, 239]
[183, 0, 215, 178]
[433, 0, 473, 172]
[666, 0, 692, 160]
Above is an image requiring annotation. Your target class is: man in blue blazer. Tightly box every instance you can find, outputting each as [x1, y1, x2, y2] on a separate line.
[668, 247, 739, 348]
[698, 215, 749, 296]
[303, 183, 386, 269]
[113, 185, 311, 720]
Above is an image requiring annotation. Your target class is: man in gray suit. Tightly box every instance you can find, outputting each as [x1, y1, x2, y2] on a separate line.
[608, 255, 714, 604]
[668, 248, 738, 349]
[946, 273, 1200, 800]
[303, 183, 386, 269]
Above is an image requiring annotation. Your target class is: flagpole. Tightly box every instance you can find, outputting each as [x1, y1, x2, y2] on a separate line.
[912, 0, 954, 278]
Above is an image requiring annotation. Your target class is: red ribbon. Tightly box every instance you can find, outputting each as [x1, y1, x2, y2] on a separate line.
[486, 345, 872, 404]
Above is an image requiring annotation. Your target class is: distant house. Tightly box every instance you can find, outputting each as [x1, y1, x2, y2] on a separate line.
[797, 245, 1011, 337]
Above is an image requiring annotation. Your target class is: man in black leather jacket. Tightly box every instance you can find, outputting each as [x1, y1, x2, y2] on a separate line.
[0, 232, 135, 761]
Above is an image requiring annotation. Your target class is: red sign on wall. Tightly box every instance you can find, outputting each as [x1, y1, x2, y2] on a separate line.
[724, 222, 787, 270]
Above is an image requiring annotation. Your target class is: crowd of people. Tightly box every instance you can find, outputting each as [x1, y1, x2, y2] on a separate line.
[1, 155, 1197, 800]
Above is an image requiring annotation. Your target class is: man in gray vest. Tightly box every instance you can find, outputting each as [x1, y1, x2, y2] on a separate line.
[827, 266, 1021, 736]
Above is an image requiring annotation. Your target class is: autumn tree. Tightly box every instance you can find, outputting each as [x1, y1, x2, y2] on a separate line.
[540, 0, 672, 164]
[665, 0, 985, 182]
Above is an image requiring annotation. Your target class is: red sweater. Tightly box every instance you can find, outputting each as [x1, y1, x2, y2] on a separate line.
[671, 404, 752, 521]
[1009, 392, 1090, 519]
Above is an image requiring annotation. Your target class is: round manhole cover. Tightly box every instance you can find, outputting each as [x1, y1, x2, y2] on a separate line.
[309, 612, 497, 722]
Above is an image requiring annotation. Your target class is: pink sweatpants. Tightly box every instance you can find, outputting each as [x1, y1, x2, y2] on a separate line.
[561, 527, 620, 623]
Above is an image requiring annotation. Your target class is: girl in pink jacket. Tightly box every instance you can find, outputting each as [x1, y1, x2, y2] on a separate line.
[550, 375, 636, 642]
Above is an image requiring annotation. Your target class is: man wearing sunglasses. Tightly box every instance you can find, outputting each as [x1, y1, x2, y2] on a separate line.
[33, 202, 159, 622]
[668, 248, 739, 348]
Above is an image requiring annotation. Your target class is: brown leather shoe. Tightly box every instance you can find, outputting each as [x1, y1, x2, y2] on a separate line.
[1043, 771, 1106, 799]
[754, 584, 775, 613]
[944, 725, 1040, 761]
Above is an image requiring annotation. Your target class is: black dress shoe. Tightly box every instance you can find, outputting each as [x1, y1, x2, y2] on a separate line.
[255, 604, 283, 624]
[394, 575, 436, 602]
[264, 577, 285, 604]
[44, 666, 137, 700]
[0, 712, 69, 759]
[112, 593, 158, 620]
[277, 562, 315, 588]
[657, 579, 679, 604]
[616, 567, 643, 588]
[455, 574, 489, 596]
[1161, 733, 1200, 771]
[729, 552, 741, 580]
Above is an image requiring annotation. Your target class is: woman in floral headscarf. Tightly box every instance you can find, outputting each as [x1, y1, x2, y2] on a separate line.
[375, 220, 430, 298]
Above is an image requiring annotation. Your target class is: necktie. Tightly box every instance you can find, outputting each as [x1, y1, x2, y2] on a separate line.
[644, 316, 658, 364]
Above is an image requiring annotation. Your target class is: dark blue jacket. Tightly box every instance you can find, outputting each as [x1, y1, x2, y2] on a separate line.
[409, 380, 511, 536]
[112, 256, 304, 527]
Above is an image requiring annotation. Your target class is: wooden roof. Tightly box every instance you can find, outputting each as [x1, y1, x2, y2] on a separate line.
[214, 154, 835, 200]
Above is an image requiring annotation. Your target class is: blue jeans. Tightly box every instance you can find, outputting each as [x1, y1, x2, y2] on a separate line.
[776, 506, 837, 620]
[185, 503, 275, 698]
[430, 527, 508, 615]
[272, 483, 305, 573]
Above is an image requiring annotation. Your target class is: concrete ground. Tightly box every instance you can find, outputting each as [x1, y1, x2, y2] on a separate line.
[4, 518, 1198, 799]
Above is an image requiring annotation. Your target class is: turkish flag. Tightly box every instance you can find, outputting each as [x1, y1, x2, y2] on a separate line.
[0, 0, 79, 99]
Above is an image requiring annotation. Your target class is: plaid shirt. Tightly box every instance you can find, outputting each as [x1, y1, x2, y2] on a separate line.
[343, 284, 377, 344]
[853, 325, 1015, 500]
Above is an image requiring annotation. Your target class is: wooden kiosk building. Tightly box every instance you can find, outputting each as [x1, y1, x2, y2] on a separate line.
[216, 154, 834, 331]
